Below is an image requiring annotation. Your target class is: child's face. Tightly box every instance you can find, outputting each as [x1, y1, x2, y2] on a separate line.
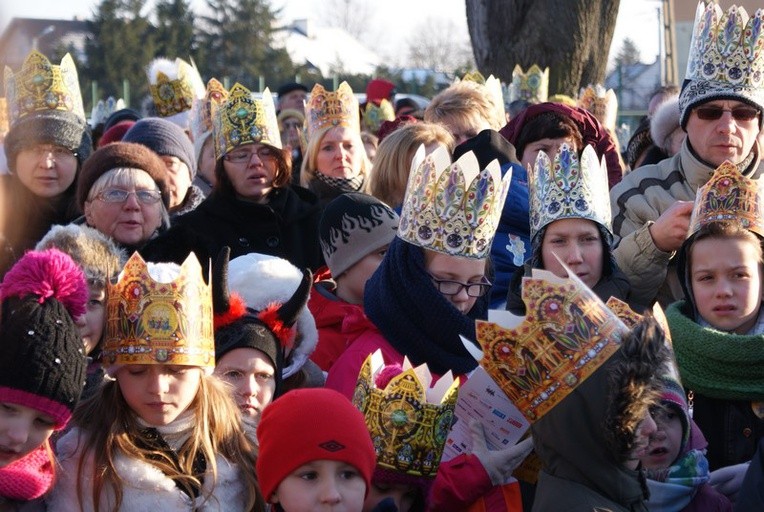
[625, 409, 658, 470]
[541, 218, 604, 289]
[272, 459, 366, 512]
[214, 348, 276, 422]
[690, 237, 763, 334]
[363, 481, 419, 512]
[641, 405, 684, 470]
[117, 364, 202, 426]
[0, 402, 55, 468]
[424, 250, 488, 314]
[336, 245, 388, 305]
[75, 285, 106, 355]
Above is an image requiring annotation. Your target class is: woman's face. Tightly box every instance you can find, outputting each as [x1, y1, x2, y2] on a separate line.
[15, 144, 78, 198]
[222, 143, 280, 203]
[315, 126, 364, 179]
[0, 402, 56, 468]
[117, 364, 202, 426]
[424, 250, 488, 314]
[160, 155, 191, 209]
[83, 170, 164, 247]
[214, 348, 276, 423]
[541, 218, 604, 289]
[522, 136, 577, 171]
[198, 137, 218, 186]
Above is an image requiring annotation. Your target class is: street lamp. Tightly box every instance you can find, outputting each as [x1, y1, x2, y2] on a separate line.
[32, 25, 55, 52]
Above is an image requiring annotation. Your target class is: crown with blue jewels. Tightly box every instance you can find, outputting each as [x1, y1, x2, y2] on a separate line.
[362, 98, 395, 133]
[578, 84, 618, 131]
[529, 144, 611, 240]
[352, 350, 459, 477]
[306, 81, 360, 137]
[509, 64, 549, 103]
[398, 145, 511, 259]
[211, 83, 281, 159]
[4, 50, 85, 125]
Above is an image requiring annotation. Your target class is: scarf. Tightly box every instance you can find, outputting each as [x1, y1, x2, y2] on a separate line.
[667, 301, 764, 400]
[312, 171, 365, 197]
[363, 237, 486, 375]
[0, 443, 54, 501]
[645, 449, 709, 512]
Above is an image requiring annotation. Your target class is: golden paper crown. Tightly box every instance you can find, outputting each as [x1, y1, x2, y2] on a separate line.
[689, 160, 764, 237]
[529, 144, 611, 240]
[147, 57, 205, 119]
[509, 64, 549, 103]
[577, 84, 618, 131]
[211, 83, 281, 159]
[0, 98, 8, 135]
[3, 50, 85, 125]
[191, 78, 229, 141]
[353, 350, 459, 477]
[398, 145, 511, 258]
[362, 98, 395, 133]
[306, 81, 360, 137]
[103, 252, 215, 369]
[474, 267, 626, 422]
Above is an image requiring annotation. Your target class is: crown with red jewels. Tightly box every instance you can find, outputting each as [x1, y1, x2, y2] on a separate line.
[509, 64, 549, 103]
[306, 81, 360, 137]
[103, 252, 215, 369]
[353, 350, 459, 477]
[211, 83, 281, 159]
[578, 84, 618, 131]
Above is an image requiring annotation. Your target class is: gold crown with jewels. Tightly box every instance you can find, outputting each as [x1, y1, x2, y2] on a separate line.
[509, 64, 549, 103]
[362, 98, 395, 133]
[398, 145, 511, 259]
[211, 83, 281, 159]
[146, 57, 205, 119]
[103, 252, 215, 369]
[306, 81, 360, 137]
[689, 160, 764, 237]
[352, 350, 459, 477]
[191, 78, 229, 141]
[4, 50, 85, 125]
[578, 84, 618, 131]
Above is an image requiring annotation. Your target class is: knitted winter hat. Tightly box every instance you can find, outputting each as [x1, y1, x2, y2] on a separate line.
[102, 107, 142, 132]
[650, 97, 681, 153]
[256, 388, 376, 502]
[122, 117, 196, 179]
[319, 193, 400, 277]
[276, 82, 309, 99]
[98, 120, 136, 148]
[0, 249, 89, 429]
[76, 141, 171, 210]
[657, 376, 691, 455]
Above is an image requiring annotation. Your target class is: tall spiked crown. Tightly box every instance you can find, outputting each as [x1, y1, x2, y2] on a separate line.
[362, 98, 395, 133]
[461, 71, 507, 126]
[3, 50, 85, 125]
[679, 2, 764, 127]
[306, 81, 360, 137]
[211, 83, 281, 159]
[102, 252, 215, 371]
[473, 268, 627, 422]
[529, 144, 611, 241]
[191, 78, 229, 142]
[398, 145, 511, 259]
[353, 350, 459, 477]
[509, 65, 549, 104]
[146, 57, 205, 126]
[578, 84, 618, 131]
[689, 160, 764, 237]
[90, 96, 125, 128]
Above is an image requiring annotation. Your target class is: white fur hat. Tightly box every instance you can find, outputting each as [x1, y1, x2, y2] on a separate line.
[650, 97, 681, 153]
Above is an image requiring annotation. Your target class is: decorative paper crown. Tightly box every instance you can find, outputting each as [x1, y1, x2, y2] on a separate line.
[102, 252, 215, 370]
[578, 84, 618, 131]
[461, 71, 507, 126]
[362, 98, 395, 133]
[473, 267, 627, 422]
[353, 350, 459, 477]
[191, 78, 229, 141]
[0, 98, 8, 134]
[685, 2, 764, 90]
[509, 64, 549, 103]
[146, 57, 205, 119]
[306, 81, 360, 137]
[398, 145, 511, 259]
[211, 83, 281, 159]
[529, 144, 611, 240]
[90, 96, 125, 128]
[688, 160, 764, 237]
[3, 50, 85, 125]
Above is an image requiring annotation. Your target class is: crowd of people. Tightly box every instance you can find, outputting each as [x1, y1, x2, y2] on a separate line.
[0, 1, 763, 511]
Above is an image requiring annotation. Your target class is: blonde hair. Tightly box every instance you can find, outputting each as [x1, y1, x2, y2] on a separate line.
[369, 122, 455, 208]
[70, 372, 264, 512]
[300, 125, 372, 192]
[425, 81, 505, 131]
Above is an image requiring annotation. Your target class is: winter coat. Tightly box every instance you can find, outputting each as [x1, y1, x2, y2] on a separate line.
[735, 438, 764, 512]
[0, 497, 45, 512]
[609, 139, 764, 307]
[140, 186, 324, 272]
[47, 427, 249, 511]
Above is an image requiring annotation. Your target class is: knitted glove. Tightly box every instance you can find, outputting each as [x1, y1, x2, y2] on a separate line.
[469, 419, 534, 486]
[708, 462, 750, 503]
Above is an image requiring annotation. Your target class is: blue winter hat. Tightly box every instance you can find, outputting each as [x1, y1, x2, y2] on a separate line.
[122, 117, 196, 179]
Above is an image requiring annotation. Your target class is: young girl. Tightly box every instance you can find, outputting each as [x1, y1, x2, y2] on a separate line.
[47, 253, 264, 511]
[0, 249, 88, 506]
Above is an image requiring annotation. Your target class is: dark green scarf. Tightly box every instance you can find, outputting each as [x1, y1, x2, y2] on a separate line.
[666, 301, 764, 401]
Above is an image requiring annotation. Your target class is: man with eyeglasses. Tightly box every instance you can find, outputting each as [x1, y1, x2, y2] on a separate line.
[609, 2, 764, 308]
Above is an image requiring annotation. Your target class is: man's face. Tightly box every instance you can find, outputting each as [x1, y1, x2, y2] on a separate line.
[685, 99, 761, 167]
[279, 89, 308, 113]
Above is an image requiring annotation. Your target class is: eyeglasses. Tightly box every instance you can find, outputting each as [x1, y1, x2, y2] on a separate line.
[430, 275, 492, 297]
[694, 106, 760, 122]
[224, 146, 279, 163]
[24, 144, 77, 163]
[96, 188, 162, 205]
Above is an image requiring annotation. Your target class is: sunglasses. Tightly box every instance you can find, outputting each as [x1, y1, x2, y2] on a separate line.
[694, 106, 760, 122]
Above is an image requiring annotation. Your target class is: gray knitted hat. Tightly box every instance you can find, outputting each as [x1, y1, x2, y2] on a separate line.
[122, 117, 196, 179]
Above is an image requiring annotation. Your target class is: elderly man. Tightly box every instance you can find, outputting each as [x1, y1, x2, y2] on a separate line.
[610, 1, 764, 307]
